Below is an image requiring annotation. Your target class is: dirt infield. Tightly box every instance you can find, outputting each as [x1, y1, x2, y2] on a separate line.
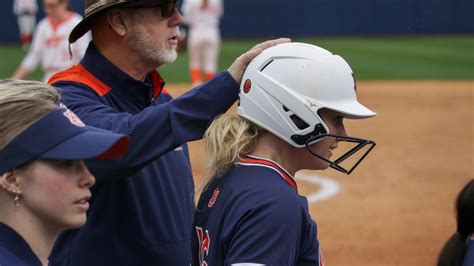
[167, 80, 473, 266]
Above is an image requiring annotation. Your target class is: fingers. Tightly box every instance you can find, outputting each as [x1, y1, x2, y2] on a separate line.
[227, 38, 291, 84]
[251, 38, 291, 52]
[242, 38, 291, 64]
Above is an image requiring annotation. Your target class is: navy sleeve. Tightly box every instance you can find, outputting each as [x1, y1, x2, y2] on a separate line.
[57, 71, 238, 180]
[462, 235, 474, 266]
[225, 194, 314, 265]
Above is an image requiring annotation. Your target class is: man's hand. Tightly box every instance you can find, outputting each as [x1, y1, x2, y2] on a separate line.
[227, 38, 291, 84]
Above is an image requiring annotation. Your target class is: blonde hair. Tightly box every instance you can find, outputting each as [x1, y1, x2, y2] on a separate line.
[204, 114, 261, 178]
[0, 79, 59, 149]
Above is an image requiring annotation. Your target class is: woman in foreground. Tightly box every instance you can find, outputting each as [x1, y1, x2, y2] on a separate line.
[0, 80, 128, 265]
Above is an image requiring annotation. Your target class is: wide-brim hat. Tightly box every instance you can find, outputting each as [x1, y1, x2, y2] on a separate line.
[70, 0, 175, 43]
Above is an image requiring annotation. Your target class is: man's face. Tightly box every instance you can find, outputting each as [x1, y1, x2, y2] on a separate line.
[124, 6, 183, 66]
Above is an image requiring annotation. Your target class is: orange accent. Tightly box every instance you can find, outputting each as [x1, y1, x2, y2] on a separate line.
[190, 68, 202, 84]
[205, 72, 215, 81]
[96, 137, 130, 160]
[150, 70, 167, 98]
[48, 65, 168, 99]
[20, 34, 32, 44]
[48, 64, 112, 96]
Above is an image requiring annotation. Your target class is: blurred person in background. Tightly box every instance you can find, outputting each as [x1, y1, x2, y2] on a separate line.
[0, 79, 128, 266]
[13, 0, 38, 49]
[182, 0, 223, 86]
[438, 179, 474, 266]
[11, 0, 91, 82]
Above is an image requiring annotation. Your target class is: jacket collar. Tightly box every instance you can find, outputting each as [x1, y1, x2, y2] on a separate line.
[81, 43, 165, 102]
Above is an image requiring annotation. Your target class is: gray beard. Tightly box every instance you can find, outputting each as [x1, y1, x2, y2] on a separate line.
[128, 25, 178, 66]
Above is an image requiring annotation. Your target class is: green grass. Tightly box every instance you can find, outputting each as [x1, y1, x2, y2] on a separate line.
[1, 35, 473, 82]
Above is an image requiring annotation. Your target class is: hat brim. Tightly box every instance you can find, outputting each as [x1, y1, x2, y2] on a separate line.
[41, 126, 129, 160]
[318, 100, 377, 119]
[69, 2, 127, 43]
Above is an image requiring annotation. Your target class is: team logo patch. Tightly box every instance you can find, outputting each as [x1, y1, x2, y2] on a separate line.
[243, 79, 251, 93]
[60, 103, 85, 127]
[207, 188, 220, 208]
[196, 226, 210, 266]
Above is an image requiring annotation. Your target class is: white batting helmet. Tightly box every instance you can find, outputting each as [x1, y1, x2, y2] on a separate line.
[237, 42, 376, 174]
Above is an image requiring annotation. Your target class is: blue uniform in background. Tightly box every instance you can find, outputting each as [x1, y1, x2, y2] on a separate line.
[48, 43, 239, 265]
[192, 155, 324, 266]
[0, 223, 42, 266]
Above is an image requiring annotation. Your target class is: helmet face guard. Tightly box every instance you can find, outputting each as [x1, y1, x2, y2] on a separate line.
[290, 123, 376, 175]
[305, 134, 376, 175]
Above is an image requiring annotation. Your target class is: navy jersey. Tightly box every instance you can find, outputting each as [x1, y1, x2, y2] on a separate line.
[48, 43, 239, 265]
[463, 234, 474, 266]
[192, 155, 324, 266]
[0, 223, 42, 266]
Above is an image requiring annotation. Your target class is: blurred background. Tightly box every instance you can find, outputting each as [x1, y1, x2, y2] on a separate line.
[0, 0, 472, 81]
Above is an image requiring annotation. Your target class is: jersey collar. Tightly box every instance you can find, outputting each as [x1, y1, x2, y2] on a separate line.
[0, 222, 42, 266]
[237, 155, 298, 192]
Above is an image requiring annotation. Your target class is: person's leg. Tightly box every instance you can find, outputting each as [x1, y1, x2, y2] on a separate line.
[18, 13, 35, 49]
[202, 29, 221, 81]
[187, 29, 203, 86]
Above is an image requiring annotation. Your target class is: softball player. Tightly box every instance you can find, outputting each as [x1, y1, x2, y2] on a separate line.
[11, 0, 90, 82]
[182, 0, 223, 86]
[192, 43, 377, 265]
[13, 0, 38, 48]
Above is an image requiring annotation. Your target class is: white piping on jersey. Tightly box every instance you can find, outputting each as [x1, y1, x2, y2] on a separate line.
[236, 154, 296, 188]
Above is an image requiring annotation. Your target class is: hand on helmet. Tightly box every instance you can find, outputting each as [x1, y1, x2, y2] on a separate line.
[227, 38, 291, 84]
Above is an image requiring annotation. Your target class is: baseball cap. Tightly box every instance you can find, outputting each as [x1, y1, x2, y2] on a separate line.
[0, 108, 129, 174]
[69, 0, 178, 43]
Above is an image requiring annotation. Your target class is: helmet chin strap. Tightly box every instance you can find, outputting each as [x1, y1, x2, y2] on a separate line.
[304, 134, 376, 175]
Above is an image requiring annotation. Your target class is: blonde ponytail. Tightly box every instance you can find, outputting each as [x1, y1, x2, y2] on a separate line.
[204, 114, 261, 178]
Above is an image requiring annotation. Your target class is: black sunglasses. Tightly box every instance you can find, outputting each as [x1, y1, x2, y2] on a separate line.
[122, 0, 178, 18]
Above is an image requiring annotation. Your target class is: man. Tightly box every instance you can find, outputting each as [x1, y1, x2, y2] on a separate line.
[47, 0, 289, 265]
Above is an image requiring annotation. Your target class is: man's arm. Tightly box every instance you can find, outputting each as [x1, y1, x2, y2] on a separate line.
[58, 71, 238, 180]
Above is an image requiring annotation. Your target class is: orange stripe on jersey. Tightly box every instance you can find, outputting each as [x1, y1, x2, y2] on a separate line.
[48, 64, 112, 96]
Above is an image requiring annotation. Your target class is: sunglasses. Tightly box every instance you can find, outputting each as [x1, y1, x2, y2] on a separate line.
[123, 0, 178, 18]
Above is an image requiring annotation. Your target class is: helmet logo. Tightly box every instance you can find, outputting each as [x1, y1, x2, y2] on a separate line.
[243, 79, 251, 93]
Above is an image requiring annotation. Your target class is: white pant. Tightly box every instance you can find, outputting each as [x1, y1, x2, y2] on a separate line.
[17, 13, 36, 36]
[187, 26, 221, 73]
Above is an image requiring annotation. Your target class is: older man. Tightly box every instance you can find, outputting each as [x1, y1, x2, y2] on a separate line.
[48, 0, 289, 265]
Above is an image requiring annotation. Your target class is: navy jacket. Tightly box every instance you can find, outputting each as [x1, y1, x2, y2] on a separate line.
[49, 43, 239, 265]
[0, 223, 42, 266]
[192, 155, 324, 266]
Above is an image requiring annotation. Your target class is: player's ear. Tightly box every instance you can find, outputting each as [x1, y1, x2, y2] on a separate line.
[0, 170, 21, 194]
[106, 9, 129, 37]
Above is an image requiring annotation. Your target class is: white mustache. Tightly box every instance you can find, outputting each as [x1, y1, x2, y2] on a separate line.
[170, 28, 180, 39]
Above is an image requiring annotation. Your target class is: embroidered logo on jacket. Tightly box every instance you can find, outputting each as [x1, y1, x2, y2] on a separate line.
[196, 226, 211, 266]
[207, 188, 220, 208]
